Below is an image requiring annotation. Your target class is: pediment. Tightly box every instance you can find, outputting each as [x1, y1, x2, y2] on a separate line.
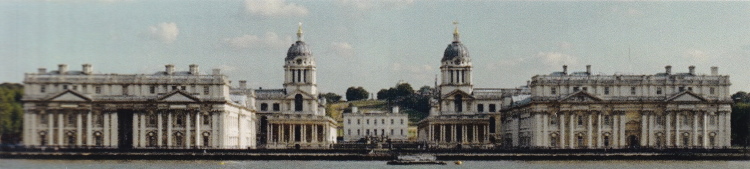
[159, 90, 199, 102]
[666, 91, 706, 102]
[47, 90, 91, 102]
[441, 89, 474, 99]
[561, 91, 601, 102]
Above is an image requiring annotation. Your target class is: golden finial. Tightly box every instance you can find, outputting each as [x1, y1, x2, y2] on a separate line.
[297, 22, 304, 41]
[452, 21, 460, 42]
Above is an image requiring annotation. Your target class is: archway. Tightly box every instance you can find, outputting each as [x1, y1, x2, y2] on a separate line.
[628, 135, 640, 148]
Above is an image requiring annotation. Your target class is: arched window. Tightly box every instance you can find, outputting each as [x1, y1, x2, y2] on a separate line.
[294, 94, 303, 111]
[260, 103, 268, 111]
[94, 132, 103, 146]
[175, 132, 184, 147]
[147, 132, 157, 147]
[67, 132, 75, 146]
[39, 132, 47, 146]
[202, 132, 210, 147]
[454, 95, 463, 112]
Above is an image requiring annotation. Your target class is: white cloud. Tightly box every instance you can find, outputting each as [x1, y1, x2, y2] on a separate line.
[223, 32, 292, 49]
[330, 42, 354, 58]
[336, 0, 414, 11]
[536, 52, 577, 66]
[244, 0, 308, 17]
[684, 49, 711, 61]
[147, 22, 179, 44]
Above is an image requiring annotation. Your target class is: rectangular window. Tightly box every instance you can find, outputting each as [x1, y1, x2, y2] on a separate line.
[630, 87, 636, 95]
[604, 87, 610, 95]
[150, 86, 156, 94]
[550, 117, 557, 125]
[381, 119, 385, 124]
[391, 129, 394, 135]
[95, 86, 101, 94]
[573, 87, 580, 92]
[348, 129, 351, 135]
[577, 115, 583, 126]
[181, 86, 186, 90]
[679, 87, 685, 92]
[272, 103, 280, 111]
[400, 119, 404, 125]
[582, 87, 587, 92]
[710, 87, 715, 95]
[348, 119, 351, 124]
[40, 85, 46, 93]
[551, 87, 557, 94]
[72, 85, 77, 90]
[172, 86, 177, 90]
[367, 119, 369, 125]
[477, 104, 484, 112]
[401, 129, 404, 135]
[63, 85, 68, 90]
[357, 119, 360, 125]
[203, 86, 210, 95]
[688, 87, 693, 91]
[657, 87, 663, 95]
[391, 119, 394, 124]
[374, 130, 377, 135]
[122, 85, 128, 95]
[203, 114, 210, 125]
[489, 104, 496, 112]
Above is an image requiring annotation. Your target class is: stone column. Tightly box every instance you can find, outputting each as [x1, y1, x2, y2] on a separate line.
[86, 111, 92, 147]
[440, 124, 445, 143]
[587, 114, 592, 148]
[167, 112, 172, 147]
[543, 114, 549, 147]
[666, 112, 671, 147]
[462, 125, 467, 143]
[48, 112, 54, 146]
[596, 113, 602, 148]
[559, 114, 565, 148]
[693, 112, 698, 147]
[725, 112, 731, 146]
[157, 112, 163, 147]
[111, 112, 118, 147]
[186, 112, 191, 148]
[140, 113, 146, 147]
[58, 112, 64, 146]
[76, 112, 82, 146]
[640, 113, 647, 146]
[429, 124, 434, 142]
[195, 112, 201, 147]
[702, 112, 707, 148]
[569, 113, 574, 148]
[676, 113, 681, 147]
[103, 113, 109, 146]
[473, 125, 478, 143]
[619, 114, 626, 148]
[132, 113, 138, 147]
[648, 113, 655, 147]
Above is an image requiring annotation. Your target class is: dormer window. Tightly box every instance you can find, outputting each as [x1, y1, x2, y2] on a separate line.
[296, 59, 302, 65]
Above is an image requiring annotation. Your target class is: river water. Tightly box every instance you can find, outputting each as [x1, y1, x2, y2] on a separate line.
[2, 159, 749, 169]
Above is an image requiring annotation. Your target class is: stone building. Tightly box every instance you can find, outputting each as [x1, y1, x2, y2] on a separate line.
[417, 25, 504, 148]
[501, 65, 732, 149]
[22, 64, 256, 149]
[343, 106, 408, 142]
[254, 24, 338, 149]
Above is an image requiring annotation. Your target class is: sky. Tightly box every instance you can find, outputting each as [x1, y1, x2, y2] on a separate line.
[3, 0, 750, 96]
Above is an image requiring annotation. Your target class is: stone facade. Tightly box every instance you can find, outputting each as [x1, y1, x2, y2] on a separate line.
[501, 65, 732, 149]
[343, 106, 408, 142]
[254, 24, 337, 149]
[22, 64, 256, 149]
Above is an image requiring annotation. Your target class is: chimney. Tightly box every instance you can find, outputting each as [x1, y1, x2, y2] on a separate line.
[165, 64, 175, 75]
[392, 106, 399, 114]
[239, 80, 247, 89]
[586, 65, 591, 75]
[212, 69, 221, 75]
[352, 106, 359, 113]
[689, 65, 695, 75]
[665, 65, 672, 75]
[711, 66, 718, 75]
[58, 64, 68, 74]
[189, 64, 199, 75]
[562, 65, 568, 75]
[38, 68, 46, 74]
[82, 64, 92, 75]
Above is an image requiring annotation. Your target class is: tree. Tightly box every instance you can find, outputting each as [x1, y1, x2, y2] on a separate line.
[345, 87, 369, 101]
[732, 91, 750, 146]
[320, 92, 342, 103]
[0, 83, 23, 144]
[375, 82, 432, 122]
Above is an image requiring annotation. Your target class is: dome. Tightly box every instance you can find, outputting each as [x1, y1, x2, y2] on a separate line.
[442, 41, 469, 61]
[286, 41, 312, 61]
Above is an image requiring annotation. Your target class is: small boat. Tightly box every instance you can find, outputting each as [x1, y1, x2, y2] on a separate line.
[387, 154, 447, 165]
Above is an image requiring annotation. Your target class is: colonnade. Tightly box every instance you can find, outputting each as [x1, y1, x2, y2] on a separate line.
[269, 123, 329, 144]
[427, 123, 488, 144]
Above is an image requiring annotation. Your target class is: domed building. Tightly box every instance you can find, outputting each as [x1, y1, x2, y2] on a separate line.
[417, 24, 513, 149]
[253, 23, 338, 149]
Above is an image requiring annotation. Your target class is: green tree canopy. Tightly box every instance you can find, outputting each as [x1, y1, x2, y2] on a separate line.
[320, 92, 342, 103]
[345, 87, 369, 101]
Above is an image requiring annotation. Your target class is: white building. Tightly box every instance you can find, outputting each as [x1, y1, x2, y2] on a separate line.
[343, 106, 409, 142]
[22, 64, 256, 149]
[417, 25, 504, 148]
[501, 65, 732, 149]
[253, 24, 338, 149]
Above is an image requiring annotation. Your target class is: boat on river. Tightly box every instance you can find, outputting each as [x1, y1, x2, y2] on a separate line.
[386, 154, 447, 165]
